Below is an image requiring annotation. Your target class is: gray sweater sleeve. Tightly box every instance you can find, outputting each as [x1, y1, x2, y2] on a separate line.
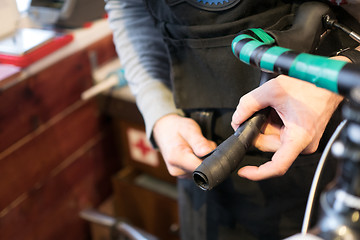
[105, 0, 184, 142]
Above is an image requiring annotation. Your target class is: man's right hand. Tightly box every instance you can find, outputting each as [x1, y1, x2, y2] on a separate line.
[153, 114, 217, 178]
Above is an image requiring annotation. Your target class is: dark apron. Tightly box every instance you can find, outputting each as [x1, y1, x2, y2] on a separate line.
[143, 0, 357, 239]
[145, 0, 293, 110]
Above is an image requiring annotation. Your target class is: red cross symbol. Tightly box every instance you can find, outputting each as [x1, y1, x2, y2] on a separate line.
[134, 138, 152, 156]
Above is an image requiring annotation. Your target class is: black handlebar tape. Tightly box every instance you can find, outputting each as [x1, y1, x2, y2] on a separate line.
[193, 108, 270, 190]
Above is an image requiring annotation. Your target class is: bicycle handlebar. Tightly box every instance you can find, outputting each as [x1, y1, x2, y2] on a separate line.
[192, 1, 360, 191]
[231, 28, 360, 96]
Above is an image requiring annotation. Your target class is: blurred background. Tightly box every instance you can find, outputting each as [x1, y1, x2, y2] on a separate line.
[0, 1, 179, 240]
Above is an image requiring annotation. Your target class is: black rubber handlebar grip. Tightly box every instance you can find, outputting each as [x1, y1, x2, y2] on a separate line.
[193, 108, 269, 190]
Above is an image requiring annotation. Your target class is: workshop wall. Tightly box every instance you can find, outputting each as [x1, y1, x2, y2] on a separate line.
[0, 35, 120, 240]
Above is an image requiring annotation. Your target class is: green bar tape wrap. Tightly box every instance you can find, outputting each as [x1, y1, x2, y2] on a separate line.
[249, 28, 275, 45]
[231, 28, 275, 56]
[231, 34, 255, 55]
[240, 41, 265, 64]
[289, 53, 347, 93]
[260, 46, 290, 72]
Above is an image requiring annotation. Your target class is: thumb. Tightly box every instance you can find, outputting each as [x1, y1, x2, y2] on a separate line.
[186, 132, 217, 158]
[180, 120, 217, 157]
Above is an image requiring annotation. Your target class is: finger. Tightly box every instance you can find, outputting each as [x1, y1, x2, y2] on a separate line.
[231, 95, 262, 129]
[231, 85, 275, 130]
[166, 145, 203, 176]
[175, 151, 203, 173]
[261, 121, 281, 135]
[177, 172, 194, 179]
[237, 160, 288, 181]
[253, 134, 281, 152]
[301, 139, 320, 155]
[193, 140, 217, 158]
[181, 121, 217, 156]
[238, 134, 306, 181]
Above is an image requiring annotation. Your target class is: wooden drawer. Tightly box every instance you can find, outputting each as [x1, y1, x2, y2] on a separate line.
[112, 167, 180, 240]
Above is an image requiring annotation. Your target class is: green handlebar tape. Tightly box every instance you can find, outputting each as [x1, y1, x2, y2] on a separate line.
[231, 28, 350, 94]
[249, 28, 276, 44]
[231, 28, 275, 56]
[259, 46, 290, 71]
[240, 40, 265, 64]
[231, 34, 255, 55]
[289, 54, 347, 93]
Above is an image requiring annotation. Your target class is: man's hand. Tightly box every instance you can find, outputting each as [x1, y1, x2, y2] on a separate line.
[153, 114, 216, 178]
[231, 75, 344, 181]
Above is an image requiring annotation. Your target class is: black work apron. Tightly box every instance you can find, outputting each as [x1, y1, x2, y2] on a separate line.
[145, 0, 294, 110]
[143, 1, 347, 239]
